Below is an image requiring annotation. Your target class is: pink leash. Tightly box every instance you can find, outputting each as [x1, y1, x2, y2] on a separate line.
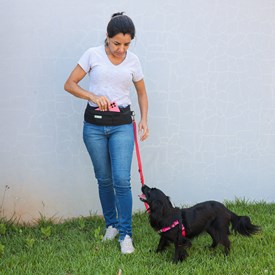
[132, 113, 149, 211]
[133, 116, 185, 235]
[132, 115, 185, 237]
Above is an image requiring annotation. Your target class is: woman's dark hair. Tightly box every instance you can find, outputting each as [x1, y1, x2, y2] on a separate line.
[106, 12, 136, 40]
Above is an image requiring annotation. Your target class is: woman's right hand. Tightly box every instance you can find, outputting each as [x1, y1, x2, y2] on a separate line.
[91, 95, 110, 111]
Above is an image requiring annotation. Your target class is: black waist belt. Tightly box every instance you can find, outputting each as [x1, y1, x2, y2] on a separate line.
[84, 103, 133, 126]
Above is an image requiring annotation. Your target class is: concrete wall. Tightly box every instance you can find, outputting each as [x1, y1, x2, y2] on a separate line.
[1, 0, 274, 222]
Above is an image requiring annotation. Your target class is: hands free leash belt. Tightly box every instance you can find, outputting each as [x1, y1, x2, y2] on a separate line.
[84, 103, 132, 126]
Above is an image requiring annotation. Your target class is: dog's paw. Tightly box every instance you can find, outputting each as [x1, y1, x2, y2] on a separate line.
[172, 255, 186, 264]
[179, 250, 188, 262]
[156, 247, 165, 253]
[173, 249, 188, 263]
[173, 255, 182, 264]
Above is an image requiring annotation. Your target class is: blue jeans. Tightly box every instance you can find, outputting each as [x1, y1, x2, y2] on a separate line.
[83, 122, 134, 240]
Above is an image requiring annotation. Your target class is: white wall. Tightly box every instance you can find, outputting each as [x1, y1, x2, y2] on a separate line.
[1, 0, 274, 222]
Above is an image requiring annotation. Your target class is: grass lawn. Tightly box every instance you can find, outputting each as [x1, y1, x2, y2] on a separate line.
[0, 200, 274, 274]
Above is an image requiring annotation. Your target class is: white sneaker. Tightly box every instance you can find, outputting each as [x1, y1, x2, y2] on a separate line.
[120, 235, 135, 254]
[102, 226, 119, 241]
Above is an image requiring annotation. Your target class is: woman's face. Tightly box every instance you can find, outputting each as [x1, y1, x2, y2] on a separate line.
[107, 33, 132, 58]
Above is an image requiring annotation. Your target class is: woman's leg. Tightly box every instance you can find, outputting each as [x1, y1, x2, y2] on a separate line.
[108, 123, 134, 240]
[83, 122, 118, 228]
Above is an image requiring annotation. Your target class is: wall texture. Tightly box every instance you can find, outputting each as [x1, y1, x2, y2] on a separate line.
[1, 0, 274, 222]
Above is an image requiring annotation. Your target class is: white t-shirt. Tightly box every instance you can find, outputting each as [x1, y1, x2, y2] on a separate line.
[78, 45, 144, 107]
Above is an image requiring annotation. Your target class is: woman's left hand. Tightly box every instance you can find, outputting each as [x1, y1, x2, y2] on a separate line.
[138, 120, 149, 141]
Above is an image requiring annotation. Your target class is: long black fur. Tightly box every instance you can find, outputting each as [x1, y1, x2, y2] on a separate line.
[140, 185, 261, 263]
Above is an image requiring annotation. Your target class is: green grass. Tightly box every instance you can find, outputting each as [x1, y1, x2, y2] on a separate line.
[0, 200, 274, 274]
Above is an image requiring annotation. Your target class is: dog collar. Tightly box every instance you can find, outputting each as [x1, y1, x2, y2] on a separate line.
[158, 220, 186, 237]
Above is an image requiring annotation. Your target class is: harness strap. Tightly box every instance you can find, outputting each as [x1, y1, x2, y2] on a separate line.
[158, 220, 186, 237]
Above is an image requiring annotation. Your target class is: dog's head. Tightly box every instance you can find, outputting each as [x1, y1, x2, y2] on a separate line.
[139, 185, 173, 215]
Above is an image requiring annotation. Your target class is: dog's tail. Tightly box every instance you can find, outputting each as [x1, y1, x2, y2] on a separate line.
[230, 213, 261, 236]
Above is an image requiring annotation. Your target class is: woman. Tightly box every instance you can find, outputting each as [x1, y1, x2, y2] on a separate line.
[64, 12, 149, 254]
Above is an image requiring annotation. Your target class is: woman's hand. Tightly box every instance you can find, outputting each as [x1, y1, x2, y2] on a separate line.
[134, 79, 149, 141]
[92, 95, 110, 111]
[138, 120, 149, 141]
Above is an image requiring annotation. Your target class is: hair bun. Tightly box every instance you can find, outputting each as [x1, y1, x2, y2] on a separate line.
[111, 12, 125, 18]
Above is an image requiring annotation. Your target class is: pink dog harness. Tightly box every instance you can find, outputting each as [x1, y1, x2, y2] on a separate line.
[159, 220, 186, 237]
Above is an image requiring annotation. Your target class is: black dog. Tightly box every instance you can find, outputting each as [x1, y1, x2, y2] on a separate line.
[139, 185, 260, 263]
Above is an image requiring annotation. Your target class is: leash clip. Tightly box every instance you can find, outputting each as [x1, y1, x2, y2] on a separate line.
[131, 111, 135, 121]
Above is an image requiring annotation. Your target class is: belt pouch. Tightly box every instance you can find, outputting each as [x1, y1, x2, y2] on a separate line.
[84, 103, 132, 126]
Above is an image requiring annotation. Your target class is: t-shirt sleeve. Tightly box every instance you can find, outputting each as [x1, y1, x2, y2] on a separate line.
[132, 57, 144, 83]
[78, 48, 92, 73]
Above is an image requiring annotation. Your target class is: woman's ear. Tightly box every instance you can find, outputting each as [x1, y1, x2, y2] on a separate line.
[105, 34, 109, 46]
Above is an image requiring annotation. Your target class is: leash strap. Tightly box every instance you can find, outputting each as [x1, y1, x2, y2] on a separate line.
[132, 112, 149, 211]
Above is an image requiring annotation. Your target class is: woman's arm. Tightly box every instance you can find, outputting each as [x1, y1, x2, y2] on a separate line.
[134, 79, 149, 141]
[64, 64, 110, 110]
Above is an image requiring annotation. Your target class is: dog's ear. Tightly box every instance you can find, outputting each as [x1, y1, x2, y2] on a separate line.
[150, 199, 166, 218]
[150, 195, 173, 213]
[149, 199, 166, 227]
[151, 199, 170, 218]
[150, 200, 163, 213]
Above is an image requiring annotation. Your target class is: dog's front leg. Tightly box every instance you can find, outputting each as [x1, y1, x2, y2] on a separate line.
[174, 244, 188, 263]
[156, 235, 169, 253]
[174, 244, 181, 263]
